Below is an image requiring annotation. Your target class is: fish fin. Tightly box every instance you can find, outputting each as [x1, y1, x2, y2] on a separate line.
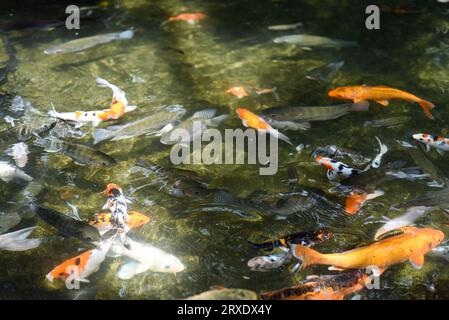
[418, 100, 435, 120]
[117, 261, 148, 280]
[0, 238, 42, 251]
[48, 102, 59, 118]
[0, 227, 37, 241]
[328, 266, 345, 271]
[376, 100, 389, 107]
[241, 119, 249, 127]
[366, 190, 385, 200]
[409, 254, 424, 269]
[91, 118, 102, 127]
[125, 105, 137, 112]
[349, 101, 370, 112]
[426, 144, 431, 152]
[93, 128, 113, 144]
[437, 148, 445, 155]
[268, 128, 293, 145]
[118, 30, 134, 40]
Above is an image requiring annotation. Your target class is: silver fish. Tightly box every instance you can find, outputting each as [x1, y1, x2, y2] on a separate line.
[363, 116, 411, 128]
[93, 105, 186, 144]
[273, 34, 357, 48]
[160, 109, 228, 145]
[268, 22, 303, 31]
[43, 30, 134, 54]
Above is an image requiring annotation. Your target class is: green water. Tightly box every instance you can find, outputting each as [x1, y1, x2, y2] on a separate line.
[1, 0, 449, 299]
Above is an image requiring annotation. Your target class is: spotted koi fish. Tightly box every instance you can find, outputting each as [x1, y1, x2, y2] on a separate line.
[103, 183, 131, 244]
[315, 156, 360, 181]
[48, 77, 136, 127]
[89, 211, 151, 235]
[413, 133, 449, 155]
[46, 239, 112, 283]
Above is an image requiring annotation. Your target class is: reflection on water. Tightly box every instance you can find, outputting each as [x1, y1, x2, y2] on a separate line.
[1, 0, 449, 299]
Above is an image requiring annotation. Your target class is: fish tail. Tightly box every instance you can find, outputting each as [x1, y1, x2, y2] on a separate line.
[269, 128, 293, 145]
[375, 136, 388, 155]
[118, 30, 134, 40]
[48, 102, 59, 118]
[418, 99, 435, 120]
[95, 77, 110, 87]
[290, 244, 323, 270]
[93, 128, 113, 144]
[349, 101, 369, 112]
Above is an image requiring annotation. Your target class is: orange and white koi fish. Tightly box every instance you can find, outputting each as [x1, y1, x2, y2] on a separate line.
[226, 86, 249, 99]
[165, 13, 206, 25]
[46, 240, 112, 283]
[260, 268, 385, 300]
[89, 211, 151, 235]
[236, 107, 292, 145]
[328, 86, 435, 120]
[48, 77, 136, 127]
[413, 133, 449, 155]
[291, 226, 444, 271]
[344, 190, 384, 215]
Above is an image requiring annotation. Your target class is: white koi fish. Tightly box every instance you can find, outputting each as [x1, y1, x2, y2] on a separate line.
[48, 78, 136, 127]
[0, 227, 42, 251]
[413, 133, 449, 155]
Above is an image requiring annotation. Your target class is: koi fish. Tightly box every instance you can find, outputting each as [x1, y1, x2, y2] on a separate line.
[267, 22, 303, 31]
[374, 206, 432, 240]
[46, 240, 112, 283]
[260, 269, 384, 300]
[315, 156, 360, 181]
[413, 133, 449, 155]
[48, 78, 136, 127]
[0, 227, 42, 251]
[103, 183, 131, 245]
[249, 86, 279, 100]
[110, 239, 185, 279]
[35, 205, 101, 242]
[89, 211, 151, 235]
[165, 13, 206, 25]
[273, 34, 357, 49]
[247, 252, 292, 271]
[328, 86, 435, 120]
[291, 226, 444, 271]
[249, 230, 332, 252]
[0, 161, 32, 182]
[226, 86, 249, 99]
[344, 190, 384, 215]
[236, 107, 292, 145]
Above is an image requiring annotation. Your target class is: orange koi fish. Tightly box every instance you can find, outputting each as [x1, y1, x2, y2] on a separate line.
[46, 240, 112, 283]
[48, 77, 137, 127]
[236, 107, 292, 145]
[328, 86, 435, 119]
[89, 211, 151, 235]
[166, 13, 206, 24]
[260, 268, 385, 300]
[344, 191, 383, 215]
[291, 226, 444, 271]
[226, 86, 249, 99]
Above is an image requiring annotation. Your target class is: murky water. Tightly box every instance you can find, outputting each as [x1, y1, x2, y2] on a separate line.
[1, 0, 449, 299]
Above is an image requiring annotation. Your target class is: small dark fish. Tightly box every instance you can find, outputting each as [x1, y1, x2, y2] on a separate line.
[249, 229, 332, 252]
[363, 116, 411, 128]
[392, 188, 449, 209]
[35, 205, 101, 242]
[261, 102, 368, 122]
[339, 161, 406, 192]
[0, 20, 64, 32]
[305, 61, 344, 83]
[35, 136, 117, 167]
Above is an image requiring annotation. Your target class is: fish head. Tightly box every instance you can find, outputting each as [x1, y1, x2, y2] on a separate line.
[155, 253, 186, 273]
[315, 156, 334, 171]
[412, 133, 434, 145]
[328, 87, 353, 100]
[80, 225, 102, 242]
[43, 46, 64, 55]
[104, 183, 122, 197]
[98, 155, 118, 167]
[235, 107, 248, 120]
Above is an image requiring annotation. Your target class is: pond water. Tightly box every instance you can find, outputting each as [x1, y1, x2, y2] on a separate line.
[1, 0, 449, 300]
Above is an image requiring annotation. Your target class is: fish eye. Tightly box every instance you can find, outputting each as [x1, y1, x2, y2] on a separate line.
[164, 265, 171, 269]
